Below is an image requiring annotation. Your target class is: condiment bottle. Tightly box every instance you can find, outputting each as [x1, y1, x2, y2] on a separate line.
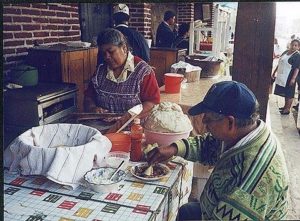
[130, 118, 143, 162]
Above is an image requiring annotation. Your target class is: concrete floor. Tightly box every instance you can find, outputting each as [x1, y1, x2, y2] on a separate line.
[268, 94, 300, 219]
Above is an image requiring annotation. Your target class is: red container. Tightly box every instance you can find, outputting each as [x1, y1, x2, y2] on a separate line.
[105, 133, 131, 153]
[164, 73, 184, 94]
[130, 118, 143, 162]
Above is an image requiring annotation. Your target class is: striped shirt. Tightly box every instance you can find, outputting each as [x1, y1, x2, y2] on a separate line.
[174, 120, 289, 220]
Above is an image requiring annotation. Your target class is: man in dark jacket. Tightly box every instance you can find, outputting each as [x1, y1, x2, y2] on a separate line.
[97, 4, 150, 65]
[156, 10, 178, 48]
[172, 22, 190, 54]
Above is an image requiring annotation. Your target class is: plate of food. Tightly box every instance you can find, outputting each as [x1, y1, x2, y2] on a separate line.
[130, 162, 170, 181]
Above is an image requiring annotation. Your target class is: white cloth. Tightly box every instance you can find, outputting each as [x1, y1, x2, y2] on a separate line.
[275, 52, 296, 87]
[3, 124, 112, 189]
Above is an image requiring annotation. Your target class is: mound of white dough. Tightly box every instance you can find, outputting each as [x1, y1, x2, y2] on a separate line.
[144, 102, 193, 133]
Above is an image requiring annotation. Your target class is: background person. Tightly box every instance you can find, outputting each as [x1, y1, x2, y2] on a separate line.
[286, 34, 296, 50]
[156, 10, 178, 48]
[272, 39, 300, 115]
[172, 22, 190, 54]
[293, 61, 300, 111]
[147, 81, 289, 220]
[273, 37, 282, 59]
[85, 28, 160, 133]
[97, 4, 150, 66]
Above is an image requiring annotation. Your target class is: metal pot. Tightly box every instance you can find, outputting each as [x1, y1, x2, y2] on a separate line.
[11, 65, 38, 86]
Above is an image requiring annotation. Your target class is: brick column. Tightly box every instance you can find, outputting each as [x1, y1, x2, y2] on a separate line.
[177, 3, 194, 23]
[127, 3, 152, 39]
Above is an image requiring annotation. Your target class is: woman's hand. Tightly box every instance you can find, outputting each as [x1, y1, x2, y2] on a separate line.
[271, 72, 276, 80]
[106, 112, 131, 134]
[289, 78, 296, 87]
[84, 96, 108, 113]
[93, 107, 108, 113]
[146, 144, 178, 164]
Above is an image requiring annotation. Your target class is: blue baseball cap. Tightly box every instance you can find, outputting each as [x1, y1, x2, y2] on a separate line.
[188, 81, 257, 119]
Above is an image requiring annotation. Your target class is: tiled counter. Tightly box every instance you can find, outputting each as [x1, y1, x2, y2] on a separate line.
[4, 158, 193, 221]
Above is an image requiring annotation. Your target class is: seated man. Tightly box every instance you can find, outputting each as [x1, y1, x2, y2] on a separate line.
[147, 81, 289, 220]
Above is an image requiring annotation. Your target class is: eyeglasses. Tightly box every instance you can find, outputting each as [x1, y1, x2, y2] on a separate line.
[202, 114, 225, 125]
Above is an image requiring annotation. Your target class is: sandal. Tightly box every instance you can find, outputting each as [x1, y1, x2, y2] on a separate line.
[293, 104, 299, 111]
[280, 110, 290, 115]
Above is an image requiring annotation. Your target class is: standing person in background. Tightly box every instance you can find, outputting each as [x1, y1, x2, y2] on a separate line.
[286, 34, 296, 50]
[293, 61, 300, 111]
[273, 38, 282, 59]
[97, 4, 150, 66]
[272, 39, 300, 115]
[172, 23, 190, 54]
[156, 10, 178, 48]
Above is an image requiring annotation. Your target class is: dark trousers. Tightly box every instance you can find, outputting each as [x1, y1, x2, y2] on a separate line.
[177, 202, 202, 221]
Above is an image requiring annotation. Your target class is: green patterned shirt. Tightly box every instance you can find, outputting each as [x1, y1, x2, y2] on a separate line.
[174, 120, 289, 220]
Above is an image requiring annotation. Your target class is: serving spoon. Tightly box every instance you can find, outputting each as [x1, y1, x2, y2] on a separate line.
[109, 160, 125, 181]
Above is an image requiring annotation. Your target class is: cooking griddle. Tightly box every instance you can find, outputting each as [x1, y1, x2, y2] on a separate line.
[66, 113, 123, 133]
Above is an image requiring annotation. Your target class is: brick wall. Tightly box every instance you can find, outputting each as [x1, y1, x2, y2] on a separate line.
[3, 2, 196, 74]
[3, 3, 80, 74]
[127, 3, 152, 39]
[177, 3, 194, 23]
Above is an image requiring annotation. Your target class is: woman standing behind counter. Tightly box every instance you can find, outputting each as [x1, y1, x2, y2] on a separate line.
[84, 28, 160, 132]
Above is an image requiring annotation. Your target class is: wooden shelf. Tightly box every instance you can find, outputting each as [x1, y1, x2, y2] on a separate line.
[27, 46, 98, 112]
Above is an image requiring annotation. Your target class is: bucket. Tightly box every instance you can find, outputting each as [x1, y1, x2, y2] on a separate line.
[11, 65, 38, 86]
[105, 133, 131, 153]
[164, 73, 184, 94]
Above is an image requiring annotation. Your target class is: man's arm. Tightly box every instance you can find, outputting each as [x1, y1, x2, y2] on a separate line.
[147, 134, 222, 165]
[174, 134, 222, 165]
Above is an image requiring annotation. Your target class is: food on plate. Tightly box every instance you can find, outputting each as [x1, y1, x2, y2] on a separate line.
[144, 102, 192, 133]
[133, 163, 169, 178]
[143, 143, 158, 155]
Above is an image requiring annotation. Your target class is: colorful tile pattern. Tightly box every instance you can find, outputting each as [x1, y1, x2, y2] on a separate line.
[4, 158, 193, 221]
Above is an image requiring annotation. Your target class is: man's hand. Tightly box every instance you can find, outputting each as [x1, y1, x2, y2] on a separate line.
[146, 144, 178, 164]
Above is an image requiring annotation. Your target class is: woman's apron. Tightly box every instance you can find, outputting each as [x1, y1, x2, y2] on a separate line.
[275, 51, 296, 87]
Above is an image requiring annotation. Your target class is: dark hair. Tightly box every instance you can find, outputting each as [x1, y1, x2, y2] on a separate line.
[291, 39, 300, 46]
[164, 10, 176, 21]
[113, 12, 130, 25]
[178, 23, 190, 36]
[97, 28, 128, 48]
